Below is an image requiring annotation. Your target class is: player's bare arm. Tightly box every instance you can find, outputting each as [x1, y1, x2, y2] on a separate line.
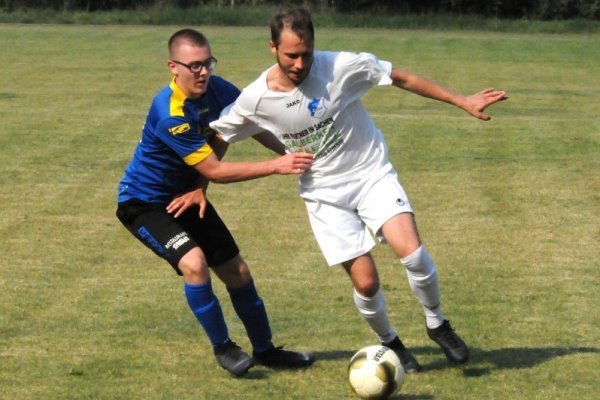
[193, 151, 313, 183]
[390, 68, 508, 121]
[167, 151, 313, 217]
[209, 133, 230, 159]
[167, 133, 295, 218]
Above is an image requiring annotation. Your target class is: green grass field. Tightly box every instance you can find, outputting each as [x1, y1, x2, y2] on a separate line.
[0, 23, 598, 399]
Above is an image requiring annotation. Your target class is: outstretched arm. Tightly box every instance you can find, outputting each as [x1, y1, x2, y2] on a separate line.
[167, 148, 312, 218]
[390, 68, 508, 121]
[167, 134, 311, 218]
[193, 150, 313, 184]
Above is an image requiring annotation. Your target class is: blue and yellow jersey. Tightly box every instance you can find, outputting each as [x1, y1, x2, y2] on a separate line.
[117, 76, 240, 204]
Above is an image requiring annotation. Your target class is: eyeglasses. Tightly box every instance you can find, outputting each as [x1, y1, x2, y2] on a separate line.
[172, 57, 218, 73]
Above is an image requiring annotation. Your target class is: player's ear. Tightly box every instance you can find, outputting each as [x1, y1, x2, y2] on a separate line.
[268, 40, 277, 55]
[167, 60, 178, 76]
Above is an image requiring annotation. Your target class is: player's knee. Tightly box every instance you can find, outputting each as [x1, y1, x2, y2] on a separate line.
[215, 255, 252, 288]
[354, 278, 380, 298]
[401, 245, 436, 275]
[178, 248, 210, 283]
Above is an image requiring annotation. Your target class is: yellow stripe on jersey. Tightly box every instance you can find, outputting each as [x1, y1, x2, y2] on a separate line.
[169, 77, 186, 117]
[183, 143, 214, 165]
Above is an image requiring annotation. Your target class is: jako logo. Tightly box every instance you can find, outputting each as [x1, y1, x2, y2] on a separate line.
[396, 198, 406, 206]
[286, 99, 300, 108]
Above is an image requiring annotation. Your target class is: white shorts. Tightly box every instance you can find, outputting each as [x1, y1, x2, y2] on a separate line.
[301, 170, 413, 266]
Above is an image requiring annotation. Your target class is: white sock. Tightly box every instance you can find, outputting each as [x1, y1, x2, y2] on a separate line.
[401, 245, 445, 329]
[353, 288, 398, 343]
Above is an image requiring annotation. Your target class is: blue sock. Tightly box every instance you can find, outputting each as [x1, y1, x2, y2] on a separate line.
[227, 280, 273, 352]
[184, 281, 229, 347]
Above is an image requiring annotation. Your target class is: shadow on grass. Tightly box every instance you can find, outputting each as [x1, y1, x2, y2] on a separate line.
[238, 345, 598, 393]
[389, 394, 434, 400]
[306, 346, 597, 398]
[410, 345, 599, 376]
[308, 346, 598, 375]
[260, 346, 598, 398]
[390, 395, 434, 400]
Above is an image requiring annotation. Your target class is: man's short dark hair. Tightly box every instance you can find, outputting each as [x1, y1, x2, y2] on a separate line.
[270, 8, 314, 47]
[168, 29, 210, 56]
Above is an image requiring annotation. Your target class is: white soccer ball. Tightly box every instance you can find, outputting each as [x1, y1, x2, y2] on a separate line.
[348, 345, 405, 399]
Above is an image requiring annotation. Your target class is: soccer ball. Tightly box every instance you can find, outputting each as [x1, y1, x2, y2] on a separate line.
[348, 345, 404, 399]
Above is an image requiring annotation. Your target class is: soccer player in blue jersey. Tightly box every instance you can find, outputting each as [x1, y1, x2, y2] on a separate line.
[116, 29, 314, 376]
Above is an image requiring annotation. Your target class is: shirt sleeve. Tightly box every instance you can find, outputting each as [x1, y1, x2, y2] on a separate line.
[156, 117, 213, 165]
[334, 51, 393, 107]
[210, 94, 264, 144]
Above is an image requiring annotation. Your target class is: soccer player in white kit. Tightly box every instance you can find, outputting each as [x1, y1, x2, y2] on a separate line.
[210, 8, 508, 372]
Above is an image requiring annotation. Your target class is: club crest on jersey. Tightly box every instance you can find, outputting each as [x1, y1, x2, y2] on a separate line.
[169, 123, 191, 135]
[308, 97, 327, 118]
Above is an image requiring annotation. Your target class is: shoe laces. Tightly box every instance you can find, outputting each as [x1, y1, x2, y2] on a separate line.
[269, 345, 288, 356]
[438, 323, 461, 347]
[216, 340, 241, 354]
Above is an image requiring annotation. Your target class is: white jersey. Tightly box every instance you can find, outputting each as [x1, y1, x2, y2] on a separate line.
[210, 50, 395, 193]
